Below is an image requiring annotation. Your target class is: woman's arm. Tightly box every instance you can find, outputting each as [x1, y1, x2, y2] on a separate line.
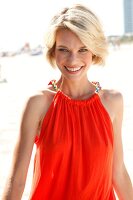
[2, 94, 47, 200]
[112, 92, 133, 199]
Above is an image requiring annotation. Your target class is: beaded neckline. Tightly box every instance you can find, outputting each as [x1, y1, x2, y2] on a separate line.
[48, 80, 101, 94]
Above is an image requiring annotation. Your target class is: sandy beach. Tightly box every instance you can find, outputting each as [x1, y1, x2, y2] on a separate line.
[0, 44, 133, 199]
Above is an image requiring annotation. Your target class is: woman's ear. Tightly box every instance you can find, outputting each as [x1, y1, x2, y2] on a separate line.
[51, 43, 56, 58]
[52, 50, 55, 57]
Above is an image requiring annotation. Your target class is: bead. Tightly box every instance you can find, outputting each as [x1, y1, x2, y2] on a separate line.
[92, 81, 101, 93]
[48, 80, 58, 91]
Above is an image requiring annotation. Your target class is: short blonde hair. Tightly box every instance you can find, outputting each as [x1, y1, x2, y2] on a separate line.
[44, 4, 108, 67]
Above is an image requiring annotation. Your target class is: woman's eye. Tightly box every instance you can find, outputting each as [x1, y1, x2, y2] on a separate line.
[79, 48, 88, 52]
[58, 48, 68, 52]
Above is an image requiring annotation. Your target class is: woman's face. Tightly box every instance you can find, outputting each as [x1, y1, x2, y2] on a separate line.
[53, 29, 93, 80]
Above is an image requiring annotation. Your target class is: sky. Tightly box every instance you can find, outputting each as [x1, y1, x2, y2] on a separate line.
[0, 0, 124, 50]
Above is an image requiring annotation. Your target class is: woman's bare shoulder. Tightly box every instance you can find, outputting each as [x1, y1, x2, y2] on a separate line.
[99, 89, 123, 121]
[27, 87, 55, 105]
[23, 87, 56, 118]
[100, 89, 123, 103]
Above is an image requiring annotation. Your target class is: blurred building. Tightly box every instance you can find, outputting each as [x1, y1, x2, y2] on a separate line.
[124, 0, 133, 34]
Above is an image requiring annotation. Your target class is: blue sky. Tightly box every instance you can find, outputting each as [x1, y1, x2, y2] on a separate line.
[0, 0, 124, 50]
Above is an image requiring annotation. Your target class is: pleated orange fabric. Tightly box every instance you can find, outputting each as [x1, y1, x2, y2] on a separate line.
[29, 88, 116, 200]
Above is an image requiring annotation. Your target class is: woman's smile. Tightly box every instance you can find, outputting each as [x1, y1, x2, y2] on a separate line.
[64, 66, 83, 73]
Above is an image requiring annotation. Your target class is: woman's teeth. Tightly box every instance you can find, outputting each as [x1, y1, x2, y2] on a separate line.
[65, 66, 82, 72]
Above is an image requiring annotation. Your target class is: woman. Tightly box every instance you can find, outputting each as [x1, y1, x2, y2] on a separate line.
[2, 4, 133, 200]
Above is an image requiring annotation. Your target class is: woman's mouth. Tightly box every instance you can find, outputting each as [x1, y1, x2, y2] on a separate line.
[65, 66, 83, 72]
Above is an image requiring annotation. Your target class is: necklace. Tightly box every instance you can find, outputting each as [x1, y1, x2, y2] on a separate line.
[48, 80, 101, 93]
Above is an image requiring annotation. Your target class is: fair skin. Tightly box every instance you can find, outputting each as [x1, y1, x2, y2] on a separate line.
[2, 29, 133, 200]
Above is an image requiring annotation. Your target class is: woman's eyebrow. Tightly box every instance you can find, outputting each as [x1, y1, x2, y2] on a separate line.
[56, 45, 68, 48]
[56, 45, 87, 48]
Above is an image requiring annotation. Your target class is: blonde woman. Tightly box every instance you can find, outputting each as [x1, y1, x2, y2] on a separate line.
[2, 4, 133, 200]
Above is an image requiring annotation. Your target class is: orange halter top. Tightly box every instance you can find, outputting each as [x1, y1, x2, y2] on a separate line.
[29, 81, 116, 200]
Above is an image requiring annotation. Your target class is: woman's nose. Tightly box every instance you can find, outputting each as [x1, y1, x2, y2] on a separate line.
[67, 53, 79, 65]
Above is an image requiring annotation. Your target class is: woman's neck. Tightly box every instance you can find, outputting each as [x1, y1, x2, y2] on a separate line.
[57, 76, 95, 99]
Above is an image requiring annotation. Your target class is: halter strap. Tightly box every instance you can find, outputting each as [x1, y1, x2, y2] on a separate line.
[48, 80, 101, 93]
